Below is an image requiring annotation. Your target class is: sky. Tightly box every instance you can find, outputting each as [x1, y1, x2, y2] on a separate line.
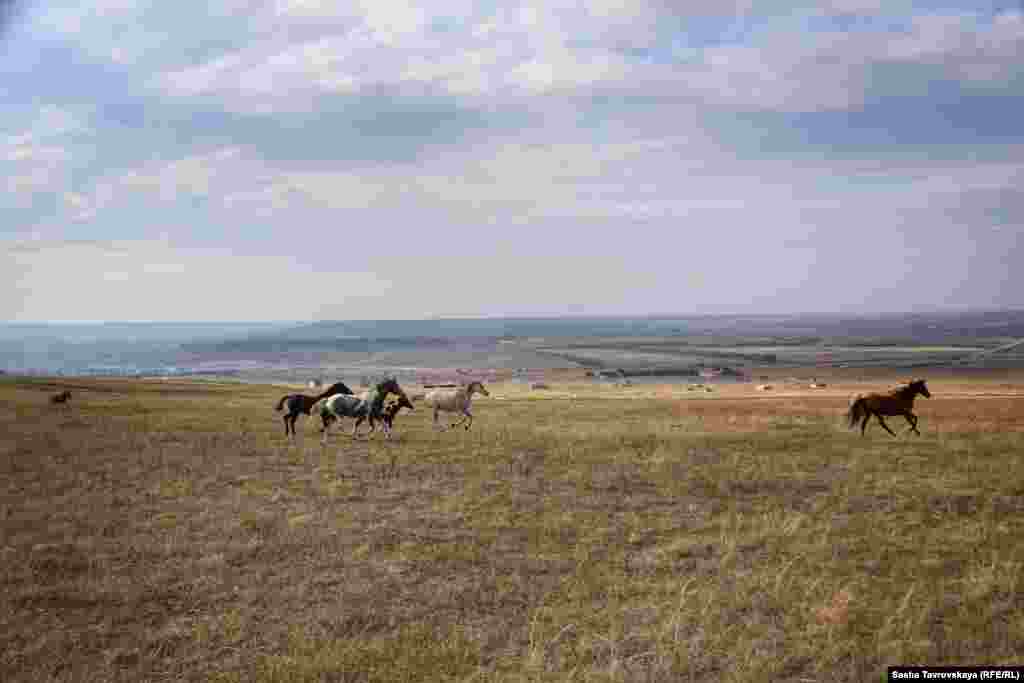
[2, 0, 1022, 322]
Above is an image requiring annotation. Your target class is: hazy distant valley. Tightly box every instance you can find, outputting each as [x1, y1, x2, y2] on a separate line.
[4, 311, 1022, 383]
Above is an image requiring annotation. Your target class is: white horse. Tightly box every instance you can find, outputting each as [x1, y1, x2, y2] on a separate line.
[423, 380, 490, 431]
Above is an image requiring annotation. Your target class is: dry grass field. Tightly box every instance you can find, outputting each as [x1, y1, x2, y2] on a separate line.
[2, 373, 1024, 682]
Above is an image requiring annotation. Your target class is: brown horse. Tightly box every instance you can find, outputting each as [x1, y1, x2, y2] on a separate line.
[50, 390, 72, 405]
[847, 379, 931, 437]
[380, 394, 416, 439]
[275, 381, 353, 437]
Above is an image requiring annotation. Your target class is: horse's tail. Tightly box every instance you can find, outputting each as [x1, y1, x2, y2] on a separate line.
[275, 395, 288, 411]
[847, 397, 866, 429]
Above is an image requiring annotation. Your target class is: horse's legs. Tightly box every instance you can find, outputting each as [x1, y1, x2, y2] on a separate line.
[283, 414, 290, 436]
[352, 416, 364, 438]
[463, 411, 473, 431]
[860, 413, 870, 436]
[905, 412, 920, 435]
[876, 414, 897, 437]
[433, 408, 445, 431]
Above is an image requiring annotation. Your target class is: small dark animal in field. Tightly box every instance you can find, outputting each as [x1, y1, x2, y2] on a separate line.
[275, 381, 353, 437]
[847, 379, 931, 437]
[50, 390, 72, 405]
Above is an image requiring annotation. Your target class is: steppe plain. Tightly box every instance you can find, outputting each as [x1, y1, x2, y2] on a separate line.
[2, 357, 1024, 681]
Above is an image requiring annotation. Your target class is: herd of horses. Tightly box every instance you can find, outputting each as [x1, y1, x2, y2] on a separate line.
[274, 377, 491, 442]
[43, 376, 932, 441]
[270, 375, 933, 441]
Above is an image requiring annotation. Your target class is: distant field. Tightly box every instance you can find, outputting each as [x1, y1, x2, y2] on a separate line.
[525, 337, 1007, 375]
[2, 373, 1024, 682]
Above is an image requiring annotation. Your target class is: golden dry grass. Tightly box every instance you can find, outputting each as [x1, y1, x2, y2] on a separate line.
[2, 373, 1023, 682]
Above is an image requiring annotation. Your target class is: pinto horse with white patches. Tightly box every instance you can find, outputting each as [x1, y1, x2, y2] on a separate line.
[319, 377, 411, 442]
[424, 380, 490, 431]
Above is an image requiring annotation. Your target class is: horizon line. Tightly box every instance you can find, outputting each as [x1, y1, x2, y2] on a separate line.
[4, 306, 1023, 326]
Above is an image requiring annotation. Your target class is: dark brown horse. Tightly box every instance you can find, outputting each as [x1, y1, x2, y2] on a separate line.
[275, 381, 353, 437]
[379, 394, 416, 439]
[847, 379, 931, 437]
[50, 390, 72, 405]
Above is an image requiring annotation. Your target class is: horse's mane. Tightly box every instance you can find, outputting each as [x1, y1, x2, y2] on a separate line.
[320, 381, 351, 396]
[892, 379, 925, 397]
[364, 377, 401, 413]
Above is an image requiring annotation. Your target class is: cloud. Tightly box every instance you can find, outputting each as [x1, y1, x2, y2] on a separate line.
[2, 239, 392, 321]
[58, 147, 258, 222]
[138, 4, 1024, 115]
[3, 1, 1022, 319]
[2, 106, 92, 207]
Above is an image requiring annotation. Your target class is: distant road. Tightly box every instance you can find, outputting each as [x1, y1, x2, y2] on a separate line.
[972, 337, 1024, 356]
[960, 337, 1024, 365]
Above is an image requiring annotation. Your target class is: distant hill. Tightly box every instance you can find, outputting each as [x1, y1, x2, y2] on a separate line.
[179, 311, 1024, 354]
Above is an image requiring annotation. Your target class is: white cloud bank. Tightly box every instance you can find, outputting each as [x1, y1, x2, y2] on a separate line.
[3, 239, 392, 321]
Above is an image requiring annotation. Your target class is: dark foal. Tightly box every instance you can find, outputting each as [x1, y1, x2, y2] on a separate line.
[379, 394, 416, 439]
[275, 381, 353, 437]
[847, 379, 931, 437]
[50, 390, 72, 405]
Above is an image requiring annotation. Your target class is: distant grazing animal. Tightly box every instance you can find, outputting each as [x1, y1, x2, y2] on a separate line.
[757, 384, 773, 391]
[275, 381, 353, 437]
[424, 380, 489, 431]
[320, 377, 411, 442]
[847, 379, 931, 437]
[50, 390, 72, 405]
